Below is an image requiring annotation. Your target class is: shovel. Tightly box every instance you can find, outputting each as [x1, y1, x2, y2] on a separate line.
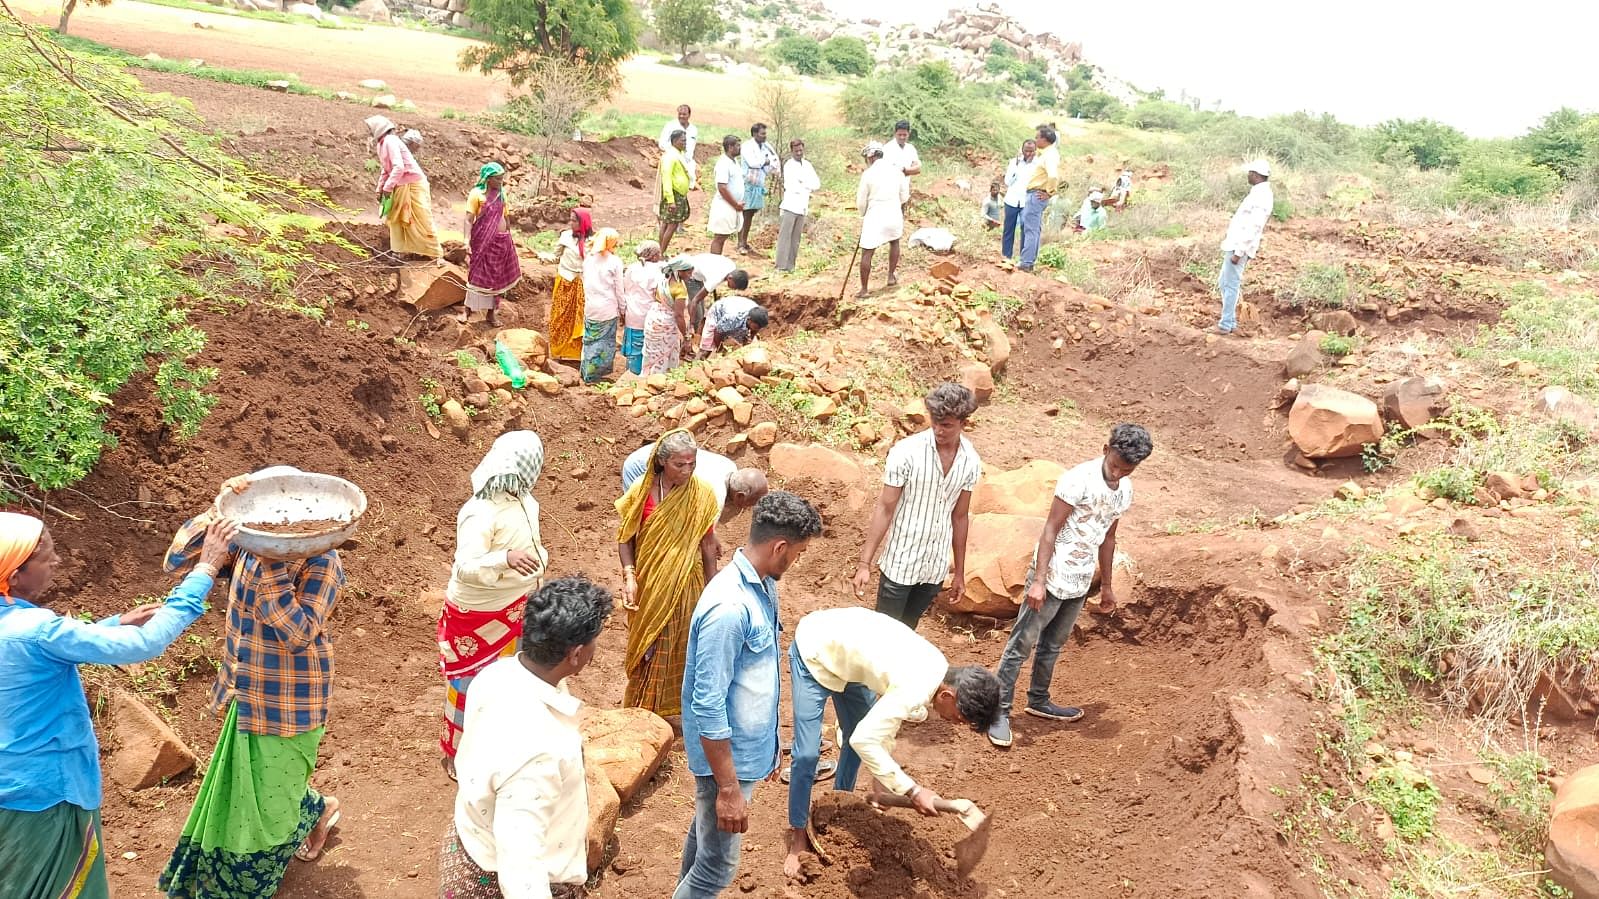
[865, 793, 991, 878]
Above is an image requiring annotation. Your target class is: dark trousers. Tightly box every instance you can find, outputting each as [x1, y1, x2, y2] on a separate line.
[874, 575, 941, 630]
[1000, 202, 1024, 259]
[994, 582, 1085, 716]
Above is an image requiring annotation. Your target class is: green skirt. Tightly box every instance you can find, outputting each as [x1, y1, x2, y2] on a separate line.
[158, 701, 325, 899]
[0, 802, 108, 899]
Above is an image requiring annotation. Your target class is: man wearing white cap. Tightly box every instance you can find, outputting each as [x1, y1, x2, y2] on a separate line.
[855, 142, 908, 297]
[1074, 191, 1107, 232]
[1216, 159, 1275, 335]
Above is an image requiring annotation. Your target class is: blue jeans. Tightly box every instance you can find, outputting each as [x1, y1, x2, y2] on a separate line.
[994, 581, 1085, 716]
[1217, 252, 1249, 332]
[1000, 203, 1024, 259]
[673, 776, 759, 899]
[1018, 191, 1049, 270]
[787, 643, 875, 829]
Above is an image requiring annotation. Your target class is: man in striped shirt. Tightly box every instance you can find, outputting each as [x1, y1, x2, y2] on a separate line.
[852, 383, 982, 630]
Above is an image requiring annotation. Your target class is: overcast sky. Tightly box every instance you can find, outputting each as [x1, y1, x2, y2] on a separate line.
[822, 0, 1599, 137]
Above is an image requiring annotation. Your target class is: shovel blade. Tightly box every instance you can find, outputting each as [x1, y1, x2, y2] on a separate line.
[953, 814, 991, 878]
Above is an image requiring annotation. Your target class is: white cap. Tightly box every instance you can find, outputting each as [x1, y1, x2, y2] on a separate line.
[1246, 158, 1271, 177]
[1088, 190, 1104, 201]
[862, 141, 884, 158]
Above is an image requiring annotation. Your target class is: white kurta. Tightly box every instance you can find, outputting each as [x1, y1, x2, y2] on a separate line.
[856, 158, 908, 250]
[707, 154, 744, 236]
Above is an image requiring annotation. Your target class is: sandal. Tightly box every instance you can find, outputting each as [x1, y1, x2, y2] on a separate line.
[780, 740, 835, 756]
[780, 759, 838, 784]
[294, 797, 341, 862]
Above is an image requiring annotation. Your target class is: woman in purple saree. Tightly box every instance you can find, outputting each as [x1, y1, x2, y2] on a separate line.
[463, 163, 522, 326]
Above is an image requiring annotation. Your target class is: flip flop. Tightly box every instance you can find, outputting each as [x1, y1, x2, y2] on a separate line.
[780, 759, 838, 784]
[294, 801, 341, 862]
[780, 740, 835, 756]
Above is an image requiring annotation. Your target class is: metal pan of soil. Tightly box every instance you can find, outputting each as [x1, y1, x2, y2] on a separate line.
[219, 472, 368, 561]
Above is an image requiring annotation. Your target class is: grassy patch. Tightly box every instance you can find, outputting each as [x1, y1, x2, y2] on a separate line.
[1458, 283, 1599, 399]
[50, 33, 347, 101]
[1286, 260, 1352, 308]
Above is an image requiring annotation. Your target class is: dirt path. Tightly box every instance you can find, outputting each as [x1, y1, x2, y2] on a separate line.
[15, 0, 840, 124]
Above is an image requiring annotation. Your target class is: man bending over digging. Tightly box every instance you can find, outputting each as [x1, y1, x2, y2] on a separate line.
[783, 606, 1001, 878]
[987, 423, 1153, 748]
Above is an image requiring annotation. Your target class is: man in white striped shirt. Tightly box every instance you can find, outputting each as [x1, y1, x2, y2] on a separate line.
[852, 383, 982, 630]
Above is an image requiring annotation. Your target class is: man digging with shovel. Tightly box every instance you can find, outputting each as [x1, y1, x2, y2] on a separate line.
[783, 606, 1002, 880]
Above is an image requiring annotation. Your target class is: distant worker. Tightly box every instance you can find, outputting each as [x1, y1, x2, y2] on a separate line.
[401, 128, 424, 155]
[658, 104, 700, 189]
[580, 228, 626, 384]
[775, 138, 821, 273]
[549, 207, 594, 363]
[1216, 158, 1275, 336]
[1000, 138, 1037, 261]
[622, 240, 665, 376]
[853, 383, 982, 630]
[880, 119, 922, 201]
[366, 114, 441, 261]
[855, 142, 909, 298]
[462, 162, 520, 327]
[1109, 164, 1133, 208]
[1018, 124, 1061, 272]
[676, 251, 738, 337]
[658, 129, 694, 254]
[738, 123, 780, 256]
[982, 180, 1003, 230]
[1074, 191, 1108, 232]
[707, 135, 746, 256]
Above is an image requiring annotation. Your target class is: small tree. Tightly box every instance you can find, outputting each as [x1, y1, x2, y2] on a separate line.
[1522, 107, 1599, 180]
[462, 0, 640, 87]
[754, 77, 816, 169]
[771, 35, 822, 75]
[821, 36, 871, 77]
[492, 60, 607, 194]
[653, 0, 725, 64]
[1369, 118, 1468, 170]
[56, 0, 110, 33]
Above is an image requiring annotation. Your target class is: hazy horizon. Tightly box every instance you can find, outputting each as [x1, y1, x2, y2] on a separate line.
[820, 0, 1599, 138]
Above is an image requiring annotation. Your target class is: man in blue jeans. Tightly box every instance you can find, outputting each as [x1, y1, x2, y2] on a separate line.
[988, 424, 1153, 747]
[783, 606, 1002, 878]
[1000, 138, 1036, 261]
[677, 492, 822, 899]
[1018, 124, 1061, 272]
[1216, 158, 1274, 334]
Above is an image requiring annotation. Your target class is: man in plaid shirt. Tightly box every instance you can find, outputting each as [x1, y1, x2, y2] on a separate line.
[157, 467, 348, 895]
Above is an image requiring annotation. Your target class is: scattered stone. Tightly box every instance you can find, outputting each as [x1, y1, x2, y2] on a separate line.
[900, 397, 929, 429]
[1288, 384, 1383, 459]
[264, 80, 292, 92]
[1483, 471, 1525, 502]
[685, 397, 709, 416]
[105, 690, 198, 790]
[1335, 481, 1364, 500]
[1547, 764, 1599, 898]
[851, 422, 879, 447]
[1284, 330, 1328, 379]
[441, 400, 471, 437]
[371, 94, 398, 109]
[1381, 376, 1448, 431]
[463, 391, 492, 411]
[1467, 766, 1495, 786]
[496, 328, 549, 368]
[1311, 310, 1360, 336]
[958, 361, 995, 404]
[971, 459, 1066, 516]
[463, 375, 491, 395]
[769, 443, 864, 485]
[731, 402, 754, 426]
[808, 396, 838, 421]
[1273, 378, 1301, 409]
[585, 763, 619, 873]
[528, 372, 562, 396]
[580, 708, 674, 803]
[1447, 515, 1480, 540]
[1536, 386, 1598, 431]
[359, 78, 389, 91]
[739, 346, 773, 377]
[749, 422, 779, 449]
[714, 386, 743, 408]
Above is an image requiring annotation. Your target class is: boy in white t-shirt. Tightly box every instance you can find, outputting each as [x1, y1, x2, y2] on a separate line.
[987, 423, 1153, 748]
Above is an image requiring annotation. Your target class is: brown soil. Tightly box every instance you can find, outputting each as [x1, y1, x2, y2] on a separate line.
[242, 518, 350, 535]
[15, 56, 1568, 899]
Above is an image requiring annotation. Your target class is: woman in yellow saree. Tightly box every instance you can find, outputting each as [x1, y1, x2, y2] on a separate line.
[616, 430, 720, 719]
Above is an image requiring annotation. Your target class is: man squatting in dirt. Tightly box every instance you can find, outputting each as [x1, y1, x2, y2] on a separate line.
[986, 423, 1154, 748]
[852, 382, 982, 631]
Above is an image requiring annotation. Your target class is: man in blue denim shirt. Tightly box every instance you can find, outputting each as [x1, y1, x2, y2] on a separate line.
[677, 491, 823, 899]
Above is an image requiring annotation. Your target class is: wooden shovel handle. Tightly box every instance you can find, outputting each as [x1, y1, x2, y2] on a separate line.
[868, 792, 965, 816]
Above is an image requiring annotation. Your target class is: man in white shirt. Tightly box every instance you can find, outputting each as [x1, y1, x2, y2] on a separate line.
[737, 123, 780, 256]
[1000, 138, 1036, 261]
[619, 443, 768, 527]
[782, 606, 1001, 879]
[855, 142, 910, 297]
[1216, 158, 1275, 335]
[879, 119, 921, 202]
[853, 382, 981, 630]
[444, 576, 614, 899]
[987, 424, 1153, 748]
[775, 138, 821, 272]
[658, 104, 699, 189]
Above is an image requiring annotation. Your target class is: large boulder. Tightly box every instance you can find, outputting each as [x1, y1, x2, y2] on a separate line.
[970, 459, 1065, 516]
[104, 690, 198, 790]
[350, 0, 390, 21]
[769, 443, 865, 487]
[1381, 376, 1448, 431]
[1288, 384, 1383, 459]
[1548, 764, 1599, 899]
[1283, 330, 1327, 379]
[942, 513, 1046, 617]
[1537, 386, 1598, 432]
[580, 707, 674, 803]
[585, 763, 620, 873]
[496, 328, 549, 368]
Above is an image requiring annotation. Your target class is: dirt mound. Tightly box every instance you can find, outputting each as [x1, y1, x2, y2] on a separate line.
[806, 793, 979, 896]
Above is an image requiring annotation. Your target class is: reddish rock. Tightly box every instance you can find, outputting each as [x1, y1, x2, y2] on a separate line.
[959, 361, 995, 404]
[769, 443, 864, 486]
[580, 707, 674, 803]
[105, 690, 198, 790]
[971, 459, 1065, 516]
[748, 421, 779, 448]
[1483, 471, 1525, 502]
[1381, 376, 1448, 430]
[585, 763, 620, 873]
[1288, 384, 1383, 459]
[1548, 764, 1599, 898]
[1283, 331, 1328, 379]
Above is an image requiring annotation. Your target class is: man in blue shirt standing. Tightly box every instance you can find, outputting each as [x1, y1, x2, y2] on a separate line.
[676, 491, 823, 898]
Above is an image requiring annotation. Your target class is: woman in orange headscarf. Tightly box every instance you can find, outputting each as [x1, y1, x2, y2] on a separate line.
[615, 430, 721, 719]
[0, 512, 235, 899]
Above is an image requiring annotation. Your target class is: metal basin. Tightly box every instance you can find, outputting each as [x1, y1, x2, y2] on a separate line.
[217, 472, 367, 561]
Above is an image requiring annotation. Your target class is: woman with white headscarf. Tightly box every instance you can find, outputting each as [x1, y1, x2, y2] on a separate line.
[437, 431, 548, 779]
[365, 114, 442, 259]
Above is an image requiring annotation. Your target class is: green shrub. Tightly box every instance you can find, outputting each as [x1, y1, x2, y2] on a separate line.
[1288, 262, 1350, 308]
[1125, 98, 1194, 131]
[841, 62, 1018, 149]
[1319, 334, 1355, 357]
[1201, 112, 1355, 168]
[1035, 244, 1068, 270]
[1521, 107, 1599, 180]
[1066, 89, 1122, 122]
[820, 36, 871, 76]
[1447, 143, 1562, 207]
[1366, 763, 1440, 842]
[771, 35, 822, 75]
[1369, 117, 1467, 170]
[1064, 63, 1095, 91]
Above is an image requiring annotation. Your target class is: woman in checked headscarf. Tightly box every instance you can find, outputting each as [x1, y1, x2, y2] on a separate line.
[436, 431, 549, 779]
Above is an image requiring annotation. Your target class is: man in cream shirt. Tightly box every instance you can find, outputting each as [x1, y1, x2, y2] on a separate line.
[444, 577, 614, 899]
[782, 606, 1002, 878]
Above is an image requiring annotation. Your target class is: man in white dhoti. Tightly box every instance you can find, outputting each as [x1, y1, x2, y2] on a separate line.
[855, 142, 909, 298]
